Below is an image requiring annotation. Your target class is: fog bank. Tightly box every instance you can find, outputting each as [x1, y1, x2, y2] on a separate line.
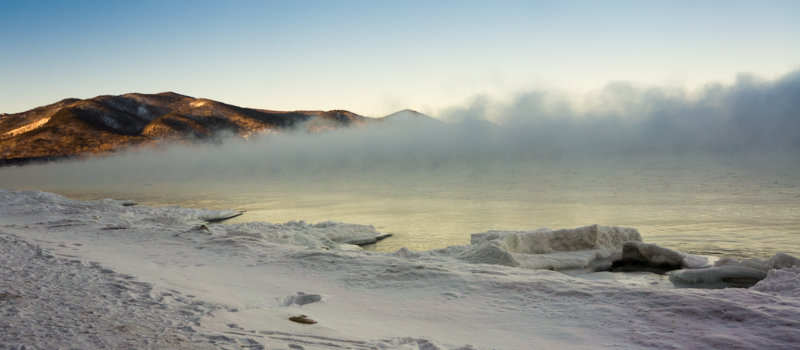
[441, 69, 800, 154]
[1, 69, 798, 187]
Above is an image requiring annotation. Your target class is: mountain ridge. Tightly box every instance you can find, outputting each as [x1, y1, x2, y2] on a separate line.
[0, 92, 429, 166]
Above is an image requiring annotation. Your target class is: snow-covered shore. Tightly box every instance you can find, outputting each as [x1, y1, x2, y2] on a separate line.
[1, 190, 799, 349]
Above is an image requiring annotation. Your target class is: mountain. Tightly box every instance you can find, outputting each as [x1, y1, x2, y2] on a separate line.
[380, 109, 442, 125]
[0, 92, 372, 165]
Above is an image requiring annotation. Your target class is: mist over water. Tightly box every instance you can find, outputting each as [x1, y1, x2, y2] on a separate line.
[2, 70, 799, 258]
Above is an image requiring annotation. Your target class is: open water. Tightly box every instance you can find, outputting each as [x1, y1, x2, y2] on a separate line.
[7, 154, 798, 259]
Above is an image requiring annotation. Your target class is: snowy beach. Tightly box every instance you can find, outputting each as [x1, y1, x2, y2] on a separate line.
[2, 190, 799, 349]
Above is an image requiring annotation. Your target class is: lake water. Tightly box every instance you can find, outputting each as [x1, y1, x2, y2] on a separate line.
[5, 153, 798, 259]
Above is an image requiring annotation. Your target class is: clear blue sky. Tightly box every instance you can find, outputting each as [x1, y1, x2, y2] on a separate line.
[1, 0, 798, 117]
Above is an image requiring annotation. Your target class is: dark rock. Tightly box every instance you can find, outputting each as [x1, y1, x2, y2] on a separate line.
[289, 315, 317, 325]
[610, 241, 684, 274]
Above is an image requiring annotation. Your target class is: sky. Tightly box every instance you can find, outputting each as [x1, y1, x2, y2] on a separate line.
[1, 0, 798, 118]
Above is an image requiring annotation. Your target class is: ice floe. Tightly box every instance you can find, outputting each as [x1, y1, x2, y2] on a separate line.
[435, 225, 641, 271]
[670, 252, 800, 288]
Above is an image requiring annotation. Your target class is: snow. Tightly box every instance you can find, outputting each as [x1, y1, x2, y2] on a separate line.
[191, 99, 209, 108]
[0, 234, 220, 349]
[1, 190, 800, 349]
[3, 116, 51, 137]
[753, 266, 800, 298]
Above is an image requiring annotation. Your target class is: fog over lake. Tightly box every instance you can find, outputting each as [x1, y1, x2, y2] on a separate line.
[0, 72, 800, 257]
[3, 71, 799, 259]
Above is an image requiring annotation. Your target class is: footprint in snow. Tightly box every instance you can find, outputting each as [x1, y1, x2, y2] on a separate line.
[283, 292, 322, 306]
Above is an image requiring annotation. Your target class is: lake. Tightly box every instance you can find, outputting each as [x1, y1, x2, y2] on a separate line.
[4, 152, 798, 259]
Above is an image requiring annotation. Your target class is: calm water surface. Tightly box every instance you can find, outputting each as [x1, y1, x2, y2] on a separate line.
[13, 156, 797, 259]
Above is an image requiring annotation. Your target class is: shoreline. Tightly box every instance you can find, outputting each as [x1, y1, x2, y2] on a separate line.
[2, 190, 799, 349]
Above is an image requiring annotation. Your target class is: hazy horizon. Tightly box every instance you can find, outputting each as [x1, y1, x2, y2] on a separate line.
[2, 1, 799, 117]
